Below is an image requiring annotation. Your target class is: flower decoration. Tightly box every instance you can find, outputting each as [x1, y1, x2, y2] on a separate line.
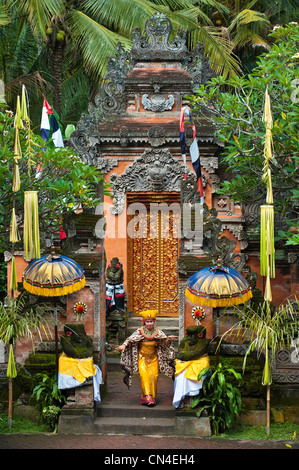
[73, 301, 88, 321]
[191, 306, 206, 325]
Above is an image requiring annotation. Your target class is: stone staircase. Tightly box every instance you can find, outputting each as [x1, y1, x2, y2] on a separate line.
[94, 402, 176, 436]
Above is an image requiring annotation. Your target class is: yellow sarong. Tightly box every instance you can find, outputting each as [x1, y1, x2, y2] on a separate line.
[138, 341, 159, 399]
[59, 352, 96, 383]
[174, 354, 210, 381]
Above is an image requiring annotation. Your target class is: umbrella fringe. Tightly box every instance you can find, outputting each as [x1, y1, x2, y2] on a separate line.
[185, 288, 252, 307]
[22, 278, 86, 297]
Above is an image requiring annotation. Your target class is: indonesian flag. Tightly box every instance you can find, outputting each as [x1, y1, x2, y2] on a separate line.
[40, 98, 64, 148]
[180, 106, 204, 203]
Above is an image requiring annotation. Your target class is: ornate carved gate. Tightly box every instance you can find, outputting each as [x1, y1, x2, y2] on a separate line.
[127, 193, 180, 317]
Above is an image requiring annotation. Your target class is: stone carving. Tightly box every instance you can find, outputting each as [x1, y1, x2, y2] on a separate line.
[119, 126, 129, 147]
[110, 148, 196, 214]
[142, 93, 174, 113]
[148, 126, 166, 147]
[131, 13, 187, 62]
[185, 43, 216, 91]
[74, 14, 218, 133]
[69, 130, 118, 173]
[96, 43, 131, 116]
[60, 324, 93, 359]
[181, 177, 207, 206]
[272, 342, 299, 383]
[176, 325, 210, 362]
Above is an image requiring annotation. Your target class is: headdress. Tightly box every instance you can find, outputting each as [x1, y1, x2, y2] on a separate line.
[140, 310, 158, 321]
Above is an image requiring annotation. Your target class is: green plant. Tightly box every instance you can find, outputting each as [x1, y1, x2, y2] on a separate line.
[219, 299, 299, 435]
[191, 362, 243, 435]
[188, 23, 299, 246]
[32, 372, 66, 409]
[42, 405, 61, 433]
[0, 293, 53, 428]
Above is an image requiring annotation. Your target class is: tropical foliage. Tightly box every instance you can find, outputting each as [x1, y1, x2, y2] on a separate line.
[188, 23, 299, 245]
[191, 361, 243, 435]
[0, 293, 53, 427]
[0, 0, 246, 125]
[0, 103, 107, 252]
[219, 299, 299, 434]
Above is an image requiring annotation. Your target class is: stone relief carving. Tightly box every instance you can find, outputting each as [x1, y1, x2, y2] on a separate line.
[69, 129, 118, 173]
[131, 13, 187, 62]
[119, 126, 129, 147]
[148, 126, 166, 147]
[185, 43, 216, 91]
[142, 93, 174, 113]
[110, 148, 196, 214]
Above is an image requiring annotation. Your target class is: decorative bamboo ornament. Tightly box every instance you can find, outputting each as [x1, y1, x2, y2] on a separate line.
[260, 87, 276, 303]
[9, 208, 20, 243]
[262, 87, 274, 205]
[23, 191, 40, 260]
[9, 256, 18, 292]
[7, 344, 17, 379]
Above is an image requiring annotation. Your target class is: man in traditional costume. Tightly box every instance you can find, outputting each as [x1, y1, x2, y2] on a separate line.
[118, 310, 177, 406]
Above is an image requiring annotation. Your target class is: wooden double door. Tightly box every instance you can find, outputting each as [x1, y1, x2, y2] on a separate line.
[127, 193, 180, 317]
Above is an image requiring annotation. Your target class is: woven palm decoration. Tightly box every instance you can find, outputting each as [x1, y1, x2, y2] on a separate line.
[260, 88, 275, 302]
[23, 191, 40, 260]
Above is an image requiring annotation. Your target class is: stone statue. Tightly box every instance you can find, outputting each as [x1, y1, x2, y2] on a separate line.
[60, 324, 93, 358]
[58, 324, 102, 404]
[106, 257, 125, 314]
[176, 326, 210, 361]
[172, 326, 210, 408]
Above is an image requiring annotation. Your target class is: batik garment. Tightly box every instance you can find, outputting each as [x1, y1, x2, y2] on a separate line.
[120, 327, 175, 405]
[106, 282, 125, 314]
[172, 354, 210, 408]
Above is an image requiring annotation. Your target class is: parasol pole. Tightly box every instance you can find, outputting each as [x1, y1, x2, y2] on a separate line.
[50, 245, 59, 377]
[215, 307, 220, 366]
[54, 300, 59, 377]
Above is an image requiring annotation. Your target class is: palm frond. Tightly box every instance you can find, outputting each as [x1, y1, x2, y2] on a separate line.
[6, 0, 65, 36]
[67, 9, 132, 81]
[228, 9, 270, 31]
[0, 5, 10, 27]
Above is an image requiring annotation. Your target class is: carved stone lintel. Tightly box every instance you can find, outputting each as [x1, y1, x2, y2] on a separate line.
[110, 148, 196, 214]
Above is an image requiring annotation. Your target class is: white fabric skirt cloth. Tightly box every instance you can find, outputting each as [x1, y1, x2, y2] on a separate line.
[172, 370, 207, 408]
[58, 364, 103, 403]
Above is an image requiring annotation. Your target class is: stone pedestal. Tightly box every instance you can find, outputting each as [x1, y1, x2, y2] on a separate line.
[58, 382, 95, 433]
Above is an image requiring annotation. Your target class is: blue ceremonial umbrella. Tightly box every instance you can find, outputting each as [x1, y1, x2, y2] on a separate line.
[185, 261, 252, 363]
[185, 264, 252, 308]
[22, 248, 86, 374]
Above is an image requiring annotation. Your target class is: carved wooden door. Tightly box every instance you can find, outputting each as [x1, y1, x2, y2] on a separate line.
[127, 193, 180, 317]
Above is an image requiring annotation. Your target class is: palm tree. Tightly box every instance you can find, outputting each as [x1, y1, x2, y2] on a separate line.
[3, 0, 242, 119]
[209, 1, 272, 73]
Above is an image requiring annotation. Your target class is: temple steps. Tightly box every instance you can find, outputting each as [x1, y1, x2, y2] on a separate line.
[94, 404, 176, 436]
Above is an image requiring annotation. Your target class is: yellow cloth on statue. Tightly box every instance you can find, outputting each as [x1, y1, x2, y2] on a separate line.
[174, 355, 210, 381]
[138, 341, 159, 398]
[59, 353, 97, 383]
